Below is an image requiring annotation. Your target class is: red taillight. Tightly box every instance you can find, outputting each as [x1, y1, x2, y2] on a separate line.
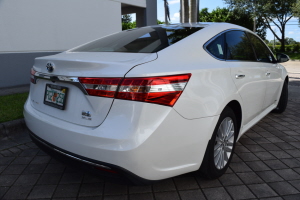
[79, 74, 191, 107]
[78, 78, 122, 98]
[116, 74, 191, 106]
[30, 68, 37, 83]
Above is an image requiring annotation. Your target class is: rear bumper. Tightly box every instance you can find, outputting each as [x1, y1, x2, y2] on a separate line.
[24, 97, 219, 180]
[29, 131, 153, 185]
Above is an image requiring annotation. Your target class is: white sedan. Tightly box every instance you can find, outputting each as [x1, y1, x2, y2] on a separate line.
[24, 23, 289, 184]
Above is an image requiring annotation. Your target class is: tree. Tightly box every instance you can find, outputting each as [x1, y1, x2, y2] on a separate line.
[292, 1, 300, 22]
[223, 0, 298, 52]
[264, 39, 269, 44]
[181, 0, 189, 23]
[285, 37, 297, 45]
[255, 17, 267, 40]
[163, 0, 170, 24]
[199, 7, 267, 39]
[269, 40, 281, 45]
[190, 0, 199, 23]
[157, 19, 164, 24]
[122, 14, 132, 24]
[180, 0, 199, 23]
[122, 14, 136, 30]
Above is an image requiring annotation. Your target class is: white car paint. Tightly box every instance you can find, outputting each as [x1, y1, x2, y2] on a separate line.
[24, 99, 219, 180]
[263, 63, 284, 109]
[30, 52, 157, 127]
[229, 61, 267, 125]
[24, 23, 288, 181]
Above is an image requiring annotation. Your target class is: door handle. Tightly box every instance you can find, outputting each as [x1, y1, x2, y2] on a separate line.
[235, 74, 245, 79]
[266, 72, 271, 76]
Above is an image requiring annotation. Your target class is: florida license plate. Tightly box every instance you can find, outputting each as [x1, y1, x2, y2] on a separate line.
[44, 84, 68, 110]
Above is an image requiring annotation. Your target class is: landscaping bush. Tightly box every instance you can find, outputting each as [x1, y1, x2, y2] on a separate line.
[275, 46, 281, 52]
[293, 44, 300, 53]
[285, 45, 292, 52]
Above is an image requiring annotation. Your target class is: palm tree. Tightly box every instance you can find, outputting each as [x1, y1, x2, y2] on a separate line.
[182, 0, 189, 23]
[181, 0, 199, 23]
[190, 0, 198, 23]
[163, 0, 170, 24]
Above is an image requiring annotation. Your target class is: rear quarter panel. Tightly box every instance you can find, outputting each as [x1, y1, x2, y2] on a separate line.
[125, 24, 243, 119]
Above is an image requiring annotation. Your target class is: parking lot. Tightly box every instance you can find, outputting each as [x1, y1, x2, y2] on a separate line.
[0, 61, 300, 200]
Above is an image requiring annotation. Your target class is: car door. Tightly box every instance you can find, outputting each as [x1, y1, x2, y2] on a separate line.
[247, 33, 282, 109]
[226, 30, 267, 125]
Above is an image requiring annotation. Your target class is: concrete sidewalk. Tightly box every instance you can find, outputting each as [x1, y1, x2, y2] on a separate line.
[0, 84, 29, 96]
[282, 61, 300, 103]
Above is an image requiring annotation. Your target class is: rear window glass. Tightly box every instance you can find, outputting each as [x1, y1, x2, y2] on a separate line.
[206, 34, 225, 59]
[72, 26, 203, 53]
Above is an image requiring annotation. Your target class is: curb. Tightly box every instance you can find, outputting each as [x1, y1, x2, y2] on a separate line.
[0, 118, 26, 139]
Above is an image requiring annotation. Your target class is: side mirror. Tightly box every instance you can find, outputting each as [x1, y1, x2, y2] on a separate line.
[276, 53, 289, 63]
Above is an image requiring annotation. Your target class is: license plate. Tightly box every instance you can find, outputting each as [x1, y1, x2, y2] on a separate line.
[44, 84, 68, 110]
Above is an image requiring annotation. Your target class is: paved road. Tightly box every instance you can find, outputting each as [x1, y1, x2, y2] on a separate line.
[2, 102, 300, 200]
[0, 61, 300, 200]
[282, 61, 300, 103]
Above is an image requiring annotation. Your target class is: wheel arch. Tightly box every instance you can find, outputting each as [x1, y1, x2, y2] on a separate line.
[225, 100, 242, 138]
[285, 75, 289, 83]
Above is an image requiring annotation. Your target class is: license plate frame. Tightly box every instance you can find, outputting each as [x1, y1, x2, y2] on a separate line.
[44, 84, 68, 110]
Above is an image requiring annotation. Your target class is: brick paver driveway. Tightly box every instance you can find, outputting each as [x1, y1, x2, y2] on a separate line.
[0, 100, 300, 200]
[1, 61, 300, 199]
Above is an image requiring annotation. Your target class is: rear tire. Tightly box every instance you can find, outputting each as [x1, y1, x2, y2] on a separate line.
[199, 107, 237, 179]
[272, 80, 288, 114]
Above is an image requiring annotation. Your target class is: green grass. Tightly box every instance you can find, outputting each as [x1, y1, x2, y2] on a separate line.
[286, 52, 300, 60]
[0, 92, 29, 123]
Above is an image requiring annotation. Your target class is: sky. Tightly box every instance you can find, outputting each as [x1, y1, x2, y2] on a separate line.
[156, 0, 300, 42]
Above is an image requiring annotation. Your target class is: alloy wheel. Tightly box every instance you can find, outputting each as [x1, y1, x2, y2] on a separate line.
[213, 117, 235, 169]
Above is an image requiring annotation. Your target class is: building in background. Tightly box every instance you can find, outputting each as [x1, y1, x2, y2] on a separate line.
[0, 0, 157, 88]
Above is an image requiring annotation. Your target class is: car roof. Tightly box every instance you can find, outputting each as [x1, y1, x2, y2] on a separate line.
[146, 22, 249, 32]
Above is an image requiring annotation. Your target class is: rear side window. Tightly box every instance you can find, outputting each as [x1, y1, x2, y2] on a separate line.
[206, 34, 225, 59]
[72, 26, 203, 53]
[247, 33, 275, 63]
[225, 31, 256, 61]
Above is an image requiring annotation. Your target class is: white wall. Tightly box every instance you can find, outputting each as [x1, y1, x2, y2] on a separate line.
[0, 0, 149, 88]
[115, 0, 146, 7]
[0, 0, 129, 52]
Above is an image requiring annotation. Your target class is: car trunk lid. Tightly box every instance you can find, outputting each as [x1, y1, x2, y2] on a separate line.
[29, 52, 157, 127]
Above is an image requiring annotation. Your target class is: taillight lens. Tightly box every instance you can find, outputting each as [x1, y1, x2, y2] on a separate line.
[78, 78, 122, 98]
[79, 74, 191, 107]
[116, 74, 191, 106]
[30, 68, 37, 83]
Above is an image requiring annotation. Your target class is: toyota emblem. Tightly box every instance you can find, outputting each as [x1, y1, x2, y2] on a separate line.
[46, 62, 54, 73]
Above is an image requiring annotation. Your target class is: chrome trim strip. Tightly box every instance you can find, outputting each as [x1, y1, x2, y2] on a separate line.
[33, 72, 87, 95]
[31, 133, 111, 169]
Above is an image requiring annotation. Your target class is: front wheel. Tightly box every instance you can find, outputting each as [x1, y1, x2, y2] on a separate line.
[199, 107, 237, 179]
[272, 80, 288, 114]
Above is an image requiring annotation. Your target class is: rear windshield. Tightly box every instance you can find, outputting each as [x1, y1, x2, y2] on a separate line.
[71, 26, 203, 53]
